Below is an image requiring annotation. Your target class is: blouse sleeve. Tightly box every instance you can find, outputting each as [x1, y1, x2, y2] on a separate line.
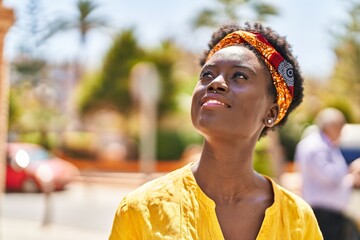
[304, 209, 324, 240]
[109, 197, 139, 240]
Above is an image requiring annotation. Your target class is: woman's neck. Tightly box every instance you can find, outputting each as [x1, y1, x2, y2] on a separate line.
[191, 139, 267, 203]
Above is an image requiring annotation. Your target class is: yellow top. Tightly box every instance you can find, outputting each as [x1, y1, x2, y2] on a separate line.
[109, 163, 323, 240]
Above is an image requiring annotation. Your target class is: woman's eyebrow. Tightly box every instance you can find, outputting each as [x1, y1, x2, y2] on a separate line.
[231, 64, 257, 75]
[202, 63, 216, 69]
[202, 62, 257, 75]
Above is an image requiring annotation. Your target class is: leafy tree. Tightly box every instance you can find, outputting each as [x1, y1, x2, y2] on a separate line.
[9, 0, 68, 148]
[75, 31, 192, 160]
[10, 0, 47, 132]
[16, 0, 48, 57]
[8, 82, 65, 149]
[76, 31, 184, 119]
[192, 0, 278, 29]
[11, 0, 48, 86]
[145, 39, 183, 117]
[330, 0, 360, 120]
[76, 29, 144, 115]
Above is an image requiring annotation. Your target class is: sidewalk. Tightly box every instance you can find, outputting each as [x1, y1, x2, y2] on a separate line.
[1, 218, 108, 240]
[0, 173, 143, 240]
[1, 171, 169, 240]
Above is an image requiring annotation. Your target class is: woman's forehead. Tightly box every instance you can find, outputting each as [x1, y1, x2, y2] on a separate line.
[205, 46, 264, 71]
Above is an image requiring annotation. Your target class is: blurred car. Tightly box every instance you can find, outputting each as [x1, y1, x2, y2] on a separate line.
[5, 142, 79, 192]
[340, 124, 360, 165]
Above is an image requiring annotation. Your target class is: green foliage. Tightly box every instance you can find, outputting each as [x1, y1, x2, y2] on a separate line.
[192, 9, 218, 29]
[253, 138, 273, 176]
[156, 129, 186, 160]
[145, 40, 182, 117]
[59, 131, 98, 159]
[13, 59, 45, 76]
[253, 2, 279, 22]
[156, 128, 203, 161]
[323, 94, 357, 123]
[8, 90, 21, 130]
[8, 0, 66, 151]
[77, 32, 184, 120]
[11, 0, 48, 85]
[12, 59, 47, 86]
[14, 0, 48, 57]
[330, 0, 360, 120]
[8, 81, 66, 150]
[279, 125, 302, 162]
[192, 0, 279, 29]
[77, 29, 144, 114]
[278, 96, 315, 162]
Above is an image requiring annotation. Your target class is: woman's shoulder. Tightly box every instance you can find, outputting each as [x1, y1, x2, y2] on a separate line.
[121, 162, 195, 207]
[262, 179, 323, 239]
[272, 180, 315, 216]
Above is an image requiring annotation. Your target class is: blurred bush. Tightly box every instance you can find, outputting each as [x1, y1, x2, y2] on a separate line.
[59, 131, 98, 160]
[253, 138, 274, 177]
[156, 128, 203, 161]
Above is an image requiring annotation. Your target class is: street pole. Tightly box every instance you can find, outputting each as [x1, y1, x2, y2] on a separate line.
[0, 0, 15, 195]
[130, 62, 160, 176]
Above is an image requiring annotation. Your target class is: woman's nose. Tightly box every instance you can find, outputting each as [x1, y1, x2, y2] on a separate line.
[207, 75, 229, 93]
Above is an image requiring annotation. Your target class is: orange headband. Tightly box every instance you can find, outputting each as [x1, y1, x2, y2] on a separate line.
[206, 30, 294, 124]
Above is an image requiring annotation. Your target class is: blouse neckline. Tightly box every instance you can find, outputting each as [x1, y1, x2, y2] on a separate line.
[184, 162, 279, 239]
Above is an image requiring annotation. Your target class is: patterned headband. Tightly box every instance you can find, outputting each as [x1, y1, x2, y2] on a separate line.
[206, 30, 294, 124]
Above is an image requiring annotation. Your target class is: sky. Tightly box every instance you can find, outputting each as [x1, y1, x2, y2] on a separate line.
[3, 0, 349, 79]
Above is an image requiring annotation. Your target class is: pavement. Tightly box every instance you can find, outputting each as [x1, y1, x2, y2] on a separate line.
[1, 218, 108, 240]
[0, 171, 165, 240]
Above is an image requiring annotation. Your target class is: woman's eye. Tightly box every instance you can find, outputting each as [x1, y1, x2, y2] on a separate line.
[200, 71, 214, 79]
[232, 72, 248, 80]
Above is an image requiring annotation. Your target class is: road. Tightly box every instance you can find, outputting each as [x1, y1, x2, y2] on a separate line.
[0, 173, 163, 240]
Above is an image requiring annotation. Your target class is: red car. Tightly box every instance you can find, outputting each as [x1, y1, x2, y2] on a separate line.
[5, 142, 79, 192]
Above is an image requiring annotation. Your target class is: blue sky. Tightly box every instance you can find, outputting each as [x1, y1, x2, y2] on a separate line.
[3, 0, 348, 79]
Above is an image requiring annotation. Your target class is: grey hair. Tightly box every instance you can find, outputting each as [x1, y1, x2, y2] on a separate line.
[315, 108, 346, 130]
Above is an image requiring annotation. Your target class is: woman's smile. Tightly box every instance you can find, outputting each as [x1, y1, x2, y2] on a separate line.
[201, 94, 231, 108]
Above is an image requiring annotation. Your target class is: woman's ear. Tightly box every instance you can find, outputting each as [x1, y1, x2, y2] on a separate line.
[264, 104, 279, 127]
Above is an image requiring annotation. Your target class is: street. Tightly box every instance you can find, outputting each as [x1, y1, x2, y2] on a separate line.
[0, 173, 154, 240]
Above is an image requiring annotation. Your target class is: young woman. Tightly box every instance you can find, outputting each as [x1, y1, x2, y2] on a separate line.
[109, 22, 323, 240]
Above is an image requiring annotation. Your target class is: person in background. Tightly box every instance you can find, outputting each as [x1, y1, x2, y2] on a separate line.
[109, 22, 323, 240]
[295, 108, 360, 240]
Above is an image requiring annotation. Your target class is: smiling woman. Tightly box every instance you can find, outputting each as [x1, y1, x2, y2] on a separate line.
[109, 22, 323, 240]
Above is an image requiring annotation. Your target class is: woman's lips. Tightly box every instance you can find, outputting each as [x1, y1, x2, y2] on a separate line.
[201, 96, 231, 108]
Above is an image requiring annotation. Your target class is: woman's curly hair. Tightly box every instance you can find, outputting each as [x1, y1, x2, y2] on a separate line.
[199, 22, 304, 138]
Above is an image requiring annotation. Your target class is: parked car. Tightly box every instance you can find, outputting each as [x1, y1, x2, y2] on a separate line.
[5, 142, 79, 192]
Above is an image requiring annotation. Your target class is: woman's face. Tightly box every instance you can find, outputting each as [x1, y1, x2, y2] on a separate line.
[191, 45, 276, 140]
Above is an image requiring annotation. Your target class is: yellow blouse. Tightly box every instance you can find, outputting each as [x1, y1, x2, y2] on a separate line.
[109, 163, 323, 240]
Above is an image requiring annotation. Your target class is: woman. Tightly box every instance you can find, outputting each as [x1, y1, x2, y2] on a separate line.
[109, 22, 323, 240]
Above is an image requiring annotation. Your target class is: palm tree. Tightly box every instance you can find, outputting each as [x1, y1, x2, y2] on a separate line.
[46, 0, 109, 71]
[43, 0, 110, 131]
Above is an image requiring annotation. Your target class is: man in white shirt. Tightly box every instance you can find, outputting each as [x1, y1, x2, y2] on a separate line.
[295, 108, 358, 240]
